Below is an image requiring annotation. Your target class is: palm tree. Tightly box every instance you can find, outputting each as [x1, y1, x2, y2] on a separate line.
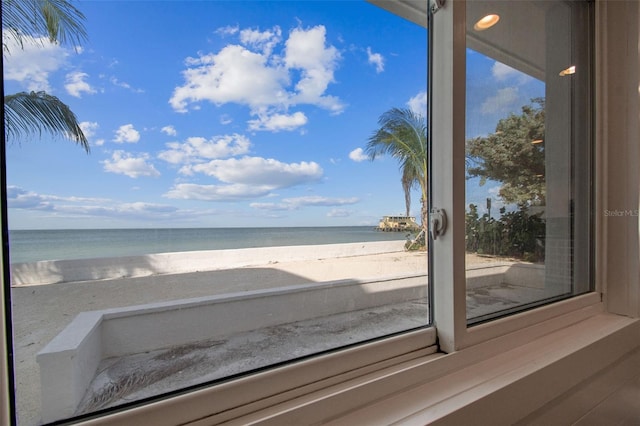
[5, 91, 89, 151]
[3, 0, 89, 152]
[366, 107, 428, 230]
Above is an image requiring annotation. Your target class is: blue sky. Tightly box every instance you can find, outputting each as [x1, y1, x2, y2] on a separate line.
[4, 1, 543, 230]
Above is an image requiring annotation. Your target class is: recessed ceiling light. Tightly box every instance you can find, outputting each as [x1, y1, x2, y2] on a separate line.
[559, 65, 576, 76]
[474, 14, 500, 31]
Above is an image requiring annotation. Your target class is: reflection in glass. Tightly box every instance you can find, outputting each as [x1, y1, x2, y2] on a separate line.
[464, 0, 593, 323]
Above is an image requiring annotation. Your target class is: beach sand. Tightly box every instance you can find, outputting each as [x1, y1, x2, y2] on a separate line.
[9, 248, 502, 425]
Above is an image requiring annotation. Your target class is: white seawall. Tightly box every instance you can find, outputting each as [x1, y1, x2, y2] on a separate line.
[11, 240, 406, 286]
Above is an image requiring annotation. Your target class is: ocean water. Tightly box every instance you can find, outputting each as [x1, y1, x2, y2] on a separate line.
[8, 227, 409, 264]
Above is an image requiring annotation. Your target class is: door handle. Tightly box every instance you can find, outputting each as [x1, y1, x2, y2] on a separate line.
[430, 208, 447, 240]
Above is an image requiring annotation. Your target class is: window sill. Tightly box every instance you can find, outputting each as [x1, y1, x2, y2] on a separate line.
[330, 313, 638, 425]
[75, 327, 437, 426]
[210, 305, 639, 425]
[71, 295, 624, 425]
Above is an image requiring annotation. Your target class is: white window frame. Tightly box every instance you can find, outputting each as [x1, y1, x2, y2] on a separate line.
[1, 0, 639, 424]
[430, 0, 602, 353]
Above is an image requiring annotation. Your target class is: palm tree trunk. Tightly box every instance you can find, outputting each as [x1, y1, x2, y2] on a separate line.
[402, 175, 412, 217]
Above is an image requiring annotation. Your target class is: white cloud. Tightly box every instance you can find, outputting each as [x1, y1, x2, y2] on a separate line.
[284, 25, 343, 110]
[407, 91, 427, 117]
[63, 201, 179, 219]
[79, 121, 104, 146]
[216, 25, 239, 36]
[165, 156, 322, 201]
[7, 186, 108, 210]
[79, 121, 99, 139]
[189, 156, 323, 187]
[3, 35, 68, 92]
[327, 209, 353, 218]
[366, 47, 384, 73]
[161, 125, 177, 136]
[349, 147, 369, 162]
[118, 202, 178, 214]
[170, 24, 344, 131]
[164, 183, 276, 201]
[480, 87, 520, 115]
[492, 61, 534, 84]
[113, 124, 141, 143]
[492, 62, 519, 81]
[250, 196, 359, 211]
[6, 186, 53, 210]
[240, 26, 282, 55]
[247, 111, 308, 132]
[6, 186, 219, 221]
[248, 202, 292, 211]
[158, 134, 251, 164]
[170, 45, 289, 113]
[109, 76, 144, 93]
[102, 151, 160, 178]
[285, 195, 358, 207]
[65, 71, 96, 97]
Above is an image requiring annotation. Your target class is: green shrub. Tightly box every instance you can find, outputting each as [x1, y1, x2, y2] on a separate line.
[465, 203, 545, 262]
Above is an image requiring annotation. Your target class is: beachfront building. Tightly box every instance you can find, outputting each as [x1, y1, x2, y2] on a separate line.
[376, 215, 421, 232]
[2, 0, 640, 425]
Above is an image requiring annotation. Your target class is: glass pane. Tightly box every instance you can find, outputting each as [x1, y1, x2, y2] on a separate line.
[464, 0, 593, 323]
[3, 1, 429, 423]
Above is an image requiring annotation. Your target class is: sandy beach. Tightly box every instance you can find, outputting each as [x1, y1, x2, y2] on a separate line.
[9, 244, 504, 425]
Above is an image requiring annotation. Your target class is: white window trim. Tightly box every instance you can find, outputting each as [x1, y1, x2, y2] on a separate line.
[228, 312, 639, 426]
[430, 0, 604, 353]
[596, 0, 640, 319]
[430, 0, 470, 353]
[1, 0, 639, 424]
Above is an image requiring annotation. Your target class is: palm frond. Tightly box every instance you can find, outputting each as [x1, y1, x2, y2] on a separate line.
[367, 108, 427, 176]
[366, 107, 428, 221]
[4, 91, 90, 152]
[3, 0, 87, 54]
[367, 109, 426, 162]
[40, 0, 87, 45]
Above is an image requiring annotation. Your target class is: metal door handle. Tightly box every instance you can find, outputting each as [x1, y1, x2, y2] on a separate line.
[430, 208, 447, 240]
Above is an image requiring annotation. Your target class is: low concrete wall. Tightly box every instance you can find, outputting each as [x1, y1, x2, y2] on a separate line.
[12, 241, 406, 286]
[466, 263, 511, 289]
[36, 312, 103, 422]
[504, 263, 545, 288]
[36, 274, 424, 423]
[36, 261, 546, 423]
[466, 263, 545, 289]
